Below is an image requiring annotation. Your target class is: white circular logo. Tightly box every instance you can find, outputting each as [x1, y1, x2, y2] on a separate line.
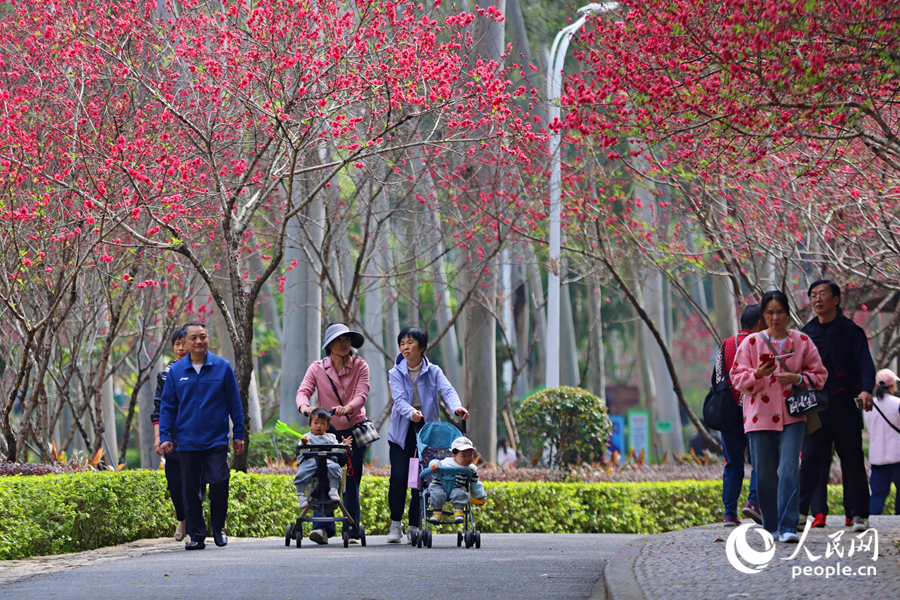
[726, 523, 776, 574]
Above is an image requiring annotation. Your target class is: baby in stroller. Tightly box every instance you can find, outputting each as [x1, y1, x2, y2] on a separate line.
[294, 408, 353, 509]
[427, 436, 478, 524]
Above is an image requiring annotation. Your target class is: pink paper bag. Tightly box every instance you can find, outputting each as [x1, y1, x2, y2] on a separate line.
[407, 457, 420, 489]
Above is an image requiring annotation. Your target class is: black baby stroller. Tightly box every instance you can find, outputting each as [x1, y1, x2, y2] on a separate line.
[284, 443, 366, 548]
[410, 421, 482, 549]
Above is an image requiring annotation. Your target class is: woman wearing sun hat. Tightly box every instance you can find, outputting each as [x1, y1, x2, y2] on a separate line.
[295, 322, 371, 544]
[864, 368, 900, 515]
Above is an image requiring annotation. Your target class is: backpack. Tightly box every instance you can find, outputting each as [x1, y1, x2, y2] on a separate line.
[702, 340, 743, 431]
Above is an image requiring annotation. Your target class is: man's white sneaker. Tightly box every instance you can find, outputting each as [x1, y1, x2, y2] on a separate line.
[779, 532, 799, 543]
[851, 517, 870, 532]
[407, 526, 419, 545]
[387, 521, 403, 544]
[309, 528, 329, 545]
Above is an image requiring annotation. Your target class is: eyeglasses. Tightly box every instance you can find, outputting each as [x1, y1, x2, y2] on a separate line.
[809, 292, 832, 300]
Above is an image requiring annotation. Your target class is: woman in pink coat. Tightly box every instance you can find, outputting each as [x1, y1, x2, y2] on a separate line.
[731, 290, 828, 543]
[295, 322, 371, 545]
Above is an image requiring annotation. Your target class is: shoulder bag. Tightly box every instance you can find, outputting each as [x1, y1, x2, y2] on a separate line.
[322, 360, 380, 446]
[872, 400, 900, 435]
[702, 340, 743, 431]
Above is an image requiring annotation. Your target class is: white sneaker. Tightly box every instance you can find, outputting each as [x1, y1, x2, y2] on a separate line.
[779, 532, 799, 543]
[851, 517, 869, 532]
[309, 528, 329, 545]
[407, 526, 419, 545]
[387, 521, 402, 543]
[297, 495, 308, 510]
[328, 488, 341, 502]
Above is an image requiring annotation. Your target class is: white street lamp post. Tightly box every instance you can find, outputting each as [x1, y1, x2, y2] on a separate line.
[545, 3, 619, 389]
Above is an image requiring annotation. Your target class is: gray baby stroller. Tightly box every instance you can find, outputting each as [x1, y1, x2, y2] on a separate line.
[410, 421, 482, 549]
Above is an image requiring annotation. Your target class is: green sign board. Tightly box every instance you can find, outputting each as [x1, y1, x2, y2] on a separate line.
[655, 420, 674, 434]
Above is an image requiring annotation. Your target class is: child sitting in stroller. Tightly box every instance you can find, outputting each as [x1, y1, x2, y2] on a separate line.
[427, 436, 478, 523]
[294, 408, 353, 509]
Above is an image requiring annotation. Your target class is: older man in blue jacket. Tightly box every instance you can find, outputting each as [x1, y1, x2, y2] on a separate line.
[159, 322, 245, 550]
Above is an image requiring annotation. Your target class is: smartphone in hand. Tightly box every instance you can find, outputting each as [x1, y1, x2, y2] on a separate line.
[760, 353, 775, 367]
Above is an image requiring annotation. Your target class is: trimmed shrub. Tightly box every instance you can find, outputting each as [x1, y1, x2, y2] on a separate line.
[516, 386, 612, 467]
[0, 471, 881, 560]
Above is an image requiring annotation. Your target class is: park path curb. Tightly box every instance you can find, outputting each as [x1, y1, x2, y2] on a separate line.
[602, 535, 651, 600]
[0, 536, 280, 586]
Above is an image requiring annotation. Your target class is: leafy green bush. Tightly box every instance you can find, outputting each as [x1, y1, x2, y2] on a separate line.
[0, 471, 171, 560]
[246, 426, 308, 467]
[516, 386, 612, 467]
[0, 471, 882, 560]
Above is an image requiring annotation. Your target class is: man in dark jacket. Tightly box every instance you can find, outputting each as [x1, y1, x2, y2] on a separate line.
[799, 280, 875, 532]
[159, 322, 245, 550]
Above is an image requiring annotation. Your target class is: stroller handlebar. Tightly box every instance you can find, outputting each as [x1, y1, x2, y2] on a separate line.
[294, 443, 351, 458]
[419, 465, 475, 480]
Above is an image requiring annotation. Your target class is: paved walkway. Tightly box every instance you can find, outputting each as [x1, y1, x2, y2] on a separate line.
[606, 515, 900, 600]
[4, 518, 897, 599]
[0, 533, 641, 600]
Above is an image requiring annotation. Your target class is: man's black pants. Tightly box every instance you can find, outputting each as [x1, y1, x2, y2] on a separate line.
[180, 445, 230, 542]
[799, 400, 870, 519]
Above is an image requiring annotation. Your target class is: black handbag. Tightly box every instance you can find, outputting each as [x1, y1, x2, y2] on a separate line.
[703, 341, 743, 431]
[786, 375, 829, 417]
[762, 335, 829, 417]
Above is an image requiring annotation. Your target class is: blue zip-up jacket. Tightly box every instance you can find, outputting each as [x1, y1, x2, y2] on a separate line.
[158, 351, 244, 451]
[388, 354, 462, 446]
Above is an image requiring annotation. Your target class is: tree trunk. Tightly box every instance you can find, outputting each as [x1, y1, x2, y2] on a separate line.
[465, 283, 498, 464]
[359, 176, 390, 465]
[587, 273, 607, 401]
[139, 357, 162, 469]
[560, 278, 580, 387]
[524, 244, 547, 389]
[279, 186, 326, 427]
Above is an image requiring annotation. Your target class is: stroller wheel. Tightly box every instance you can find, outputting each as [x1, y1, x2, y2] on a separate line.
[296, 532, 302, 548]
[425, 530, 433, 548]
[285, 524, 293, 547]
[475, 530, 481, 549]
[464, 530, 474, 548]
[359, 524, 366, 547]
[409, 530, 418, 546]
[342, 531, 350, 548]
[457, 531, 463, 547]
[417, 531, 424, 548]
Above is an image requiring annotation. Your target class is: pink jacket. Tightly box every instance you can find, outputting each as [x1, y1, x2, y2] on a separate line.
[731, 330, 828, 433]
[295, 356, 370, 431]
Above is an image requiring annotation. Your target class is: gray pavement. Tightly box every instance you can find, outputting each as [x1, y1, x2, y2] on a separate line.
[0, 533, 643, 600]
[606, 515, 900, 600]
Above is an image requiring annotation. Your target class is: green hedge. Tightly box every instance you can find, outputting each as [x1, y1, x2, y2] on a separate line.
[1, 471, 883, 560]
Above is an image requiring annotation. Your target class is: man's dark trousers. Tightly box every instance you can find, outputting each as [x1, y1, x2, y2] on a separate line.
[799, 399, 869, 519]
[181, 445, 230, 542]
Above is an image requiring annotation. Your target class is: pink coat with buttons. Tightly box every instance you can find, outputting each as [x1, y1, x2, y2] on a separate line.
[295, 356, 370, 431]
[731, 330, 828, 433]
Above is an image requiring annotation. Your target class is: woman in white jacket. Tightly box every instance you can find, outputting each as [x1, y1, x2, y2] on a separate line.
[864, 369, 900, 515]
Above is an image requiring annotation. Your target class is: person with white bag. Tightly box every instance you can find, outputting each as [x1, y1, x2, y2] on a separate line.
[864, 369, 900, 515]
[386, 326, 467, 544]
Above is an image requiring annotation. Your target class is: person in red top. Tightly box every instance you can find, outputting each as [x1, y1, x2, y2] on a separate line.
[717, 305, 763, 527]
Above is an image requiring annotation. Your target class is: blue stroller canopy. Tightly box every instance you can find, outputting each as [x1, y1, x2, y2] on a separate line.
[416, 421, 463, 457]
